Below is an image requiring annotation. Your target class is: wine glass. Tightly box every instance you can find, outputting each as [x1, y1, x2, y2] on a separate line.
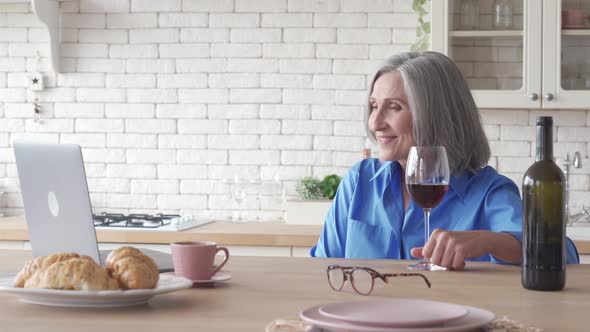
[405, 146, 450, 271]
[230, 175, 247, 223]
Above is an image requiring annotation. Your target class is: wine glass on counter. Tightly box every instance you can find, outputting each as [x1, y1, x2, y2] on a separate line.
[405, 146, 450, 271]
[229, 175, 247, 223]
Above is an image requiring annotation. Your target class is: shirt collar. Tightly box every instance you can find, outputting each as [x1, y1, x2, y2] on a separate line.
[369, 160, 393, 182]
[369, 160, 396, 199]
[449, 171, 470, 203]
[369, 159, 470, 203]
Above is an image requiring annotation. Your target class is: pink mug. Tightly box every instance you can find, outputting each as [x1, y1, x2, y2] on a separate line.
[562, 9, 590, 27]
[171, 241, 230, 281]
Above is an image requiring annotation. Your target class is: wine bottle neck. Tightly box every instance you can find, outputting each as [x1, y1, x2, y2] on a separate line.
[536, 123, 553, 161]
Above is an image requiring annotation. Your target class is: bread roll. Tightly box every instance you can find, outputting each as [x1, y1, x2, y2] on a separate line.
[106, 246, 159, 289]
[23, 256, 119, 291]
[14, 252, 80, 288]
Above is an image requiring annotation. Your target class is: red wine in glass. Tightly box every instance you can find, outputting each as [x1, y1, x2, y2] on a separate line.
[407, 184, 449, 209]
[405, 146, 450, 271]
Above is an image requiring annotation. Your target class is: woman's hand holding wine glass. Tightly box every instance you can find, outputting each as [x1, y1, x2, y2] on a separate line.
[405, 146, 450, 271]
[411, 229, 494, 270]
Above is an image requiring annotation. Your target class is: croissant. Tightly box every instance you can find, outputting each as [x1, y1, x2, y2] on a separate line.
[23, 256, 119, 291]
[106, 246, 159, 289]
[14, 252, 80, 288]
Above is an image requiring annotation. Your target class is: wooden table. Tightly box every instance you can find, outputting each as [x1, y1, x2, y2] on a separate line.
[0, 250, 589, 332]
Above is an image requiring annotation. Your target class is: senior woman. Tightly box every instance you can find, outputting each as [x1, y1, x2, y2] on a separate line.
[310, 51, 579, 270]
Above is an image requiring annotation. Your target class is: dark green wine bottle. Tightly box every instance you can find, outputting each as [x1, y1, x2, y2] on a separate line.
[522, 116, 566, 291]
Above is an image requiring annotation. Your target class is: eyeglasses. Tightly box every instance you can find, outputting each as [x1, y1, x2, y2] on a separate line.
[327, 265, 432, 296]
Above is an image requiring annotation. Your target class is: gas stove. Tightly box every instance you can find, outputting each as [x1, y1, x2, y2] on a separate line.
[92, 213, 213, 231]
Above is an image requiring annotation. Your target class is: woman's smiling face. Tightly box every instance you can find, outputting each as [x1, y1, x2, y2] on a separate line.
[368, 71, 415, 164]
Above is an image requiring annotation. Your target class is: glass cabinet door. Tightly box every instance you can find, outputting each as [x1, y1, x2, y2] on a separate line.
[431, 0, 543, 109]
[560, 0, 590, 90]
[450, 0, 525, 91]
[543, 0, 590, 108]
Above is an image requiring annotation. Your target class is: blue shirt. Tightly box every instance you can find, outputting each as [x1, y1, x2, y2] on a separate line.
[311, 159, 579, 264]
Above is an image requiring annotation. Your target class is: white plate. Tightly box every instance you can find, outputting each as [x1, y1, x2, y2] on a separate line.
[0, 274, 193, 308]
[318, 299, 467, 328]
[301, 304, 495, 332]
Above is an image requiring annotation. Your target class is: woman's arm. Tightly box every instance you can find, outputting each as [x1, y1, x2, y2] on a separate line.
[487, 231, 522, 263]
[411, 175, 579, 269]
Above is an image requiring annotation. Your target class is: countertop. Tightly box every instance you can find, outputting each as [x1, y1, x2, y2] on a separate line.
[1, 251, 590, 332]
[2, 215, 590, 254]
[0, 216, 322, 247]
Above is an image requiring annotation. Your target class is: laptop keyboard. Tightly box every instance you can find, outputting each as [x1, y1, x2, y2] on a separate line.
[99, 249, 174, 273]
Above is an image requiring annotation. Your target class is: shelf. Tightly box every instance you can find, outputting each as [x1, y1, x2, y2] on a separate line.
[450, 30, 524, 38]
[0, 0, 75, 73]
[451, 29, 590, 38]
[562, 29, 590, 36]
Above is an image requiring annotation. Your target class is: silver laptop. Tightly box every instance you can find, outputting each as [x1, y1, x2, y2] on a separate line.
[13, 142, 173, 272]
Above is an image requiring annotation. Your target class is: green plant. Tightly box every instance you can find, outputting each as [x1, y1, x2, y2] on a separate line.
[296, 174, 342, 200]
[411, 0, 431, 51]
[319, 174, 342, 199]
[296, 176, 322, 200]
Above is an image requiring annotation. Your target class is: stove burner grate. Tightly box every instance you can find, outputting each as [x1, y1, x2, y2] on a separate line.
[93, 213, 181, 228]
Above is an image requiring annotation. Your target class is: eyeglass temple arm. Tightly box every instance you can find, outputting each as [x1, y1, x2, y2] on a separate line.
[328, 265, 355, 271]
[380, 273, 432, 288]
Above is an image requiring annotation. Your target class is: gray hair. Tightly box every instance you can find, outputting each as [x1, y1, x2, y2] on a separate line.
[365, 51, 490, 174]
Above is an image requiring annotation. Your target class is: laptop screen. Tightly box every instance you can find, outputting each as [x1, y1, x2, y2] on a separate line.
[14, 142, 102, 263]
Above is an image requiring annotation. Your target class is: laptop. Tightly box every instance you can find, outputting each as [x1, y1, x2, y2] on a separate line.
[13, 141, 173, 272]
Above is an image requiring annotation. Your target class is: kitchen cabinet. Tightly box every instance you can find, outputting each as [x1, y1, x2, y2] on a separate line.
[432, 0, 590, 109]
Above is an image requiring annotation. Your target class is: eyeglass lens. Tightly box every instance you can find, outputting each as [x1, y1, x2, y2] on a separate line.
[351, 269, 373, 295]
[328, 267, 374, 295]
[327, 267, 345, 291]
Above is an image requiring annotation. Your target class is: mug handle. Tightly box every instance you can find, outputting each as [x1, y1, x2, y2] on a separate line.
[211, 247, 230, 275]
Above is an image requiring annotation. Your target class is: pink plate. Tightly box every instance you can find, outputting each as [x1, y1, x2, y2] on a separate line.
[301, 304, 495, 332]
[318, 299, 467, 328]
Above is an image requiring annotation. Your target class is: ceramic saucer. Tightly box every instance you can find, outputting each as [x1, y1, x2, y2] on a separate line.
[165, 271, 232, 287]
[191, 271, 232, 287]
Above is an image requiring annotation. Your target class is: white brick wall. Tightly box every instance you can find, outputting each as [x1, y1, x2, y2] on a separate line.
[132, 0, 181, 13]
[341, 0, 394, 12]
[80, 0, 130, 13]
[107, 13, 157, 28]
[107, 134, 157, 148]
[5, 0, 588, 220]
[107, 164, 156, 179]
[230, 28, 281, 43]
[110, 45, 158, 58]
[182, 0, 233, 12]
[107, 74, 155, 88]
[61, 133, 105, 147]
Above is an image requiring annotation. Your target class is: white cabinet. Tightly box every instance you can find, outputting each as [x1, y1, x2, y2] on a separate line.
[432, 0, 590, 109]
